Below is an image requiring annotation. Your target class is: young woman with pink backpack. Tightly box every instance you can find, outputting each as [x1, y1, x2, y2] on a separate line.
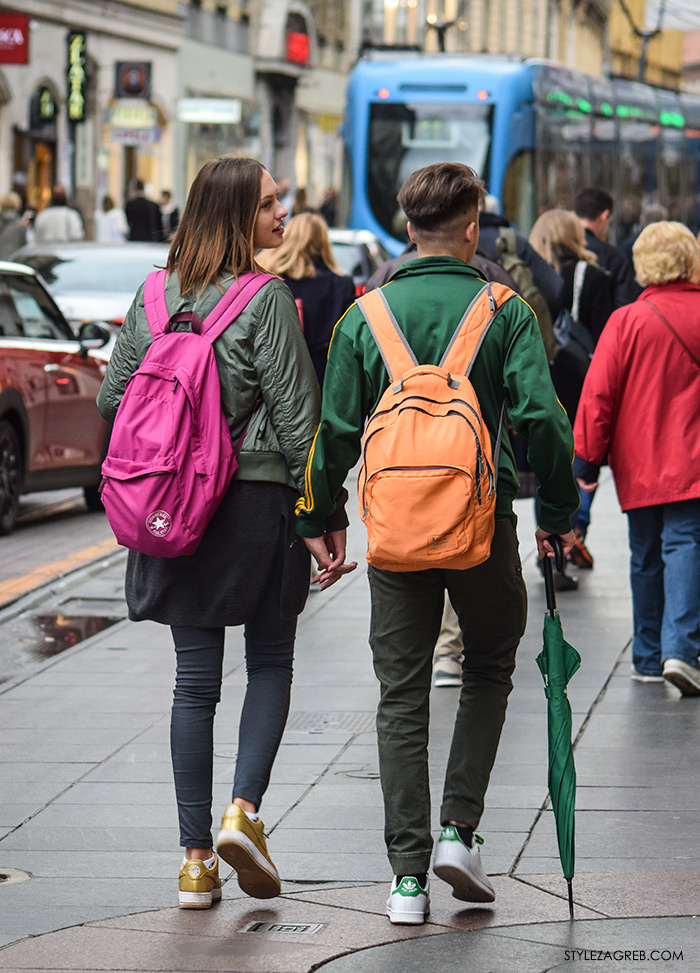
[97, 157, 341, 909]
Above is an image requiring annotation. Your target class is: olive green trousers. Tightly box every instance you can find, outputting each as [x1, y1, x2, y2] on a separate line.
[368, 515, 528, 875]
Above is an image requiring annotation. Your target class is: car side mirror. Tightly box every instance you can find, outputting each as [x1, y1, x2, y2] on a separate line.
[77, 321, 111, 357]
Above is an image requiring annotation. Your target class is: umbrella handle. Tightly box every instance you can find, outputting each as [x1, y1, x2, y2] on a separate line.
[543, 535, 564, 615]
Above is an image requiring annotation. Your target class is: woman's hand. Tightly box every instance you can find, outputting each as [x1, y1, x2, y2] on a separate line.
[303, 530, 358, 590]
[576, 477, 598, 493]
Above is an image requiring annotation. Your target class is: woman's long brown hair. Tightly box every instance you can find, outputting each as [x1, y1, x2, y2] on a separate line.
[166, 157, 264, 297]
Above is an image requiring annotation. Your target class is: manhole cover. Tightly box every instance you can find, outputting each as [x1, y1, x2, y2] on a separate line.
[239, 921, 325, 935]
[286, 712, 375, 733]
[337, 768, 380, 780]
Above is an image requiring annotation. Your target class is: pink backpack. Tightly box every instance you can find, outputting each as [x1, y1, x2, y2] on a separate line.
[100, 269, 273, 557]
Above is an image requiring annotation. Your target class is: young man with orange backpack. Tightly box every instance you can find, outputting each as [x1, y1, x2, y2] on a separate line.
[295, 162, 579, 924]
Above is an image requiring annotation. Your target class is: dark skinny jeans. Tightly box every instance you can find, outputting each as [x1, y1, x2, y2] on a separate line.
[170, 590, 296, 848]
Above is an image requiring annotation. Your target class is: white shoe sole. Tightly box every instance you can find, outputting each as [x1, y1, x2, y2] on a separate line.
[433, 861, 495, 903]
[178, 887, 222, 909]
[217, 828, 281, 898]
[433, 676, 462, 688]
[386, 902, 430, 924]
[663, 664, 700, 696]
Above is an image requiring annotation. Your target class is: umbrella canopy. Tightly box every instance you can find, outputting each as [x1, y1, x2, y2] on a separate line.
[535, 542, 581, 917]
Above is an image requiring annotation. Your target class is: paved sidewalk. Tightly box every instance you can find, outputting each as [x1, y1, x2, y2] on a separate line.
[1, 474, 699, 972]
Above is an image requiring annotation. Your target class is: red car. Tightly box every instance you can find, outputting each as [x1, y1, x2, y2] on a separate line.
[0, 260, 112, 534]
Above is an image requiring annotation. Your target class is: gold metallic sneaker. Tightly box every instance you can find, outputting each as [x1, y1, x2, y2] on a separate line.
[216, 804, 281, 898]
[178, 854, 222, 909]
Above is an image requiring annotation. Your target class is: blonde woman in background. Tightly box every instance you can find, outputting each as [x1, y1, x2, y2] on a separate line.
[259, 212, 355, 386]
[529, 208, 614, 578]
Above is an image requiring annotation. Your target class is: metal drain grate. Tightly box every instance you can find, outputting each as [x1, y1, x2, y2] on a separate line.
[286, 711, 375, 733]
[239, 921, 325, 935]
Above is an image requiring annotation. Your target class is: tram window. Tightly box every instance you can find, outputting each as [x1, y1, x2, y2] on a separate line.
[502, 151, 536, 236]
[658, 130, 685, 221]
[367, 101, 492, 241]
[339, 146, 353, 228]
[536, 148, 587, 212]
[617, 119, 657, 242]
[536, 105, 591, 211]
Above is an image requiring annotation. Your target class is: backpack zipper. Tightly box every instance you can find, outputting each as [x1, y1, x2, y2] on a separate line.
[361, 407, 493, 509]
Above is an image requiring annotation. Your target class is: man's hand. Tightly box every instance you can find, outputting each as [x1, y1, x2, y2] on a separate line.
[303, 530, 358, 590]
[576, 477, 598, 493]
[535, 527, 576, 562]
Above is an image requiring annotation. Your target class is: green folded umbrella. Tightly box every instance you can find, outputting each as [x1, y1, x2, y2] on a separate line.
[535, 541, 581, 919]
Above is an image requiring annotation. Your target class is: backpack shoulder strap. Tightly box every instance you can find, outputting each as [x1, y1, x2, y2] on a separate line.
[356, 288, 417, 387]
[201, 272, 276, 344]
[496, 226, 517, 256]
[440, 282, 515, 377]
[143, 270, 170, 339]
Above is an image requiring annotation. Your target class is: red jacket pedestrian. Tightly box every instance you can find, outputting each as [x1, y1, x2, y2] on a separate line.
[574, 220, 700, 696]
[574, 276, 700, 511]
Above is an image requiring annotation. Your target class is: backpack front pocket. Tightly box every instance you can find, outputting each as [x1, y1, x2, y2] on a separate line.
[363, 466, 474, 569]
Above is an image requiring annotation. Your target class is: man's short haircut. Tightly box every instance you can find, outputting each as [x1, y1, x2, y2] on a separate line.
[573, 187, 614, 221]
[397, 163, 485, 233]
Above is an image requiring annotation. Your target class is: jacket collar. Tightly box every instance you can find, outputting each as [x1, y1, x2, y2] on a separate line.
[390, 255, 488, 283]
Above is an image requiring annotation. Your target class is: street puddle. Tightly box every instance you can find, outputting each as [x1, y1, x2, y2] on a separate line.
[30, 615, 121, 660]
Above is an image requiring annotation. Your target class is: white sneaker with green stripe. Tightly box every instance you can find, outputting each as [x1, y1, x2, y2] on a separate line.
[433, 827, 495, 902]
[386, 875, 430, 924]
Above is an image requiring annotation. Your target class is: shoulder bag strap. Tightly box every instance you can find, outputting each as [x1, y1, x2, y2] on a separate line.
[643, 298, 700, 371]
[143, 270, 170, 339]
[356, 288, 418, 390]
[572, 261, 586, 321]
[201, 272, 276, 345]
[442, 281, 516, 482]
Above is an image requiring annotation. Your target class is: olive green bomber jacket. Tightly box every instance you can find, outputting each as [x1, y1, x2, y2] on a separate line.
[97, 271, 320, 494]
[295, 256, 579, 538]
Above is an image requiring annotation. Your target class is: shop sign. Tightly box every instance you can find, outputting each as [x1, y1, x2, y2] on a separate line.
[177, 98, 242, 124]
[110, 103, 158, 128]
[110, 126, 161, 146]
[67, 31, 87, 122]
[115, 62, 151, 100]
[0, 12, 29, 64]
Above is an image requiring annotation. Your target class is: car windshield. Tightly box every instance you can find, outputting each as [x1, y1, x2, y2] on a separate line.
[19, 250, 165, 294]
[367, 101, 493, 242]
[330, 243, 364, 278]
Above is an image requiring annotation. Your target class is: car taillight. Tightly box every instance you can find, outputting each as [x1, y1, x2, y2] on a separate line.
[355, 283, 365, 297]
[110, 318, 124, 326]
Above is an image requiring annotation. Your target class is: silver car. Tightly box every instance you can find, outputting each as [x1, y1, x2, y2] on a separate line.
[11, 242, 170, 331]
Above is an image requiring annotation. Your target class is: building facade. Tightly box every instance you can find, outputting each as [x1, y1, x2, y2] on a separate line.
[0, 0, 359, 234]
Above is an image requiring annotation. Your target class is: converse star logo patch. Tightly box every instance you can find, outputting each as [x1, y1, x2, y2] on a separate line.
[146, 509, 172, 537]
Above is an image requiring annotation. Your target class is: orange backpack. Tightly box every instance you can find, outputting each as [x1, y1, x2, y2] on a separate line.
[356, 281, 514, 572]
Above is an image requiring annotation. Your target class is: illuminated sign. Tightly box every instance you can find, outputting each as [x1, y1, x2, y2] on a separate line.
[176, 98, 242, 124]
[0, 12, 29, 64]
[110, 103, 158, 128]
[67, 32, 87, 122]
[29, 86, 56, 131]
[285, 12, 310, 65]
[286, 31, 309, 64]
